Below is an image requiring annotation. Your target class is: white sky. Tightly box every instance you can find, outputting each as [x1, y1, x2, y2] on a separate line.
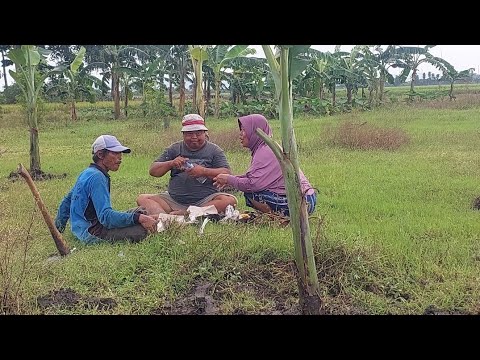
[253, 45, 480, 76]
[2, 45, 480, 91]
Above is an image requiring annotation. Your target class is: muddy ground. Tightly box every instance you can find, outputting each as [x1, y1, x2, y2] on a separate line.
[36, 258, 469, 315]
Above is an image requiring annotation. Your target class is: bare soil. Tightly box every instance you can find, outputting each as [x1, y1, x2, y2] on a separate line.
[8, 169, 67, 182]
[37, 288, 117, 312]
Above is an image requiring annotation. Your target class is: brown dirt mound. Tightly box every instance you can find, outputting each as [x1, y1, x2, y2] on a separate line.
[37, 288, 117, 312]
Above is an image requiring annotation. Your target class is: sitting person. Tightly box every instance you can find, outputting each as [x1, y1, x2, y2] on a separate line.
[54, 135, 158, 244]
[136, 114, 237, 215]
[213, 114, 316, 217]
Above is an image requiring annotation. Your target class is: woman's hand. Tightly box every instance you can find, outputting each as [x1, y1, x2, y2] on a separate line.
[213, 174, 229, 190]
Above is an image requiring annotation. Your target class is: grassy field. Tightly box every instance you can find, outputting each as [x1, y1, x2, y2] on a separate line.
[2, 96, 480, 314]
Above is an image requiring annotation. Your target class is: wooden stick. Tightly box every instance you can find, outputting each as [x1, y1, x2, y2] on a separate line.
[17, 163, 70, 256]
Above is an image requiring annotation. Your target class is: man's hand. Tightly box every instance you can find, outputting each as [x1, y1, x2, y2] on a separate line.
[138, 214, 159, 233]
[171, 156, 189, 170]
[185, 164, 207, 178]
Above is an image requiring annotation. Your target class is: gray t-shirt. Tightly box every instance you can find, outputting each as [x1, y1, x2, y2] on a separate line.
[155, 141, 231, 205]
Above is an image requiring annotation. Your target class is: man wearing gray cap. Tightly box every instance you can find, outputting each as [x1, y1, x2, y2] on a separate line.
[54, 135, 158, 244]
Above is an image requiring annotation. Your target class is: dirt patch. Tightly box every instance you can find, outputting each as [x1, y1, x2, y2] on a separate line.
[423, 305, 469, 315]
[239, 211, 290, 227]
[154, 260, 302, 315]
[37, 288, 117, 312]
[153, 282, 219, 315]
[154, 259, 371, 315]
[472, 196, 480, 210]
[7, 170, 67, 182]
[8, 169, 67, 182]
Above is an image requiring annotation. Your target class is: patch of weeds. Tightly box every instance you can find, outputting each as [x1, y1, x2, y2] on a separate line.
[324, 120, 410, 151]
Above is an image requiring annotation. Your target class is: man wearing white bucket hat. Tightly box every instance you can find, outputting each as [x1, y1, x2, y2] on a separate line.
[137, 114, 237, 215]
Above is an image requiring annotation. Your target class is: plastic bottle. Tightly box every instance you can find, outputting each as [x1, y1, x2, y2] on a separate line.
[185, 161, 208, 183]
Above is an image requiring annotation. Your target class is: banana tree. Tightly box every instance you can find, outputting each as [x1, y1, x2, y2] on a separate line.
[7, 45, 65, 176]
[392, 46, 442, 95]
[166, 45, 191, 115]
[84, 45, 149, 119]
[370, 45, 396, 104]
[188, 45, 209, 118]
[121, 57, 164, 116]
[307, 49, 334, 101]
[0, 45, 13, 88]
[261, 45, 321, 314]
[48, 46, 105, 122]
[207, 45, 255, 117]
[434, 58, 474, 100]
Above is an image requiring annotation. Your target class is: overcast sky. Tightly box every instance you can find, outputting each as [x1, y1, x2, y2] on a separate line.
[2, 45, 479, 91]
[252, 45, 480, 76]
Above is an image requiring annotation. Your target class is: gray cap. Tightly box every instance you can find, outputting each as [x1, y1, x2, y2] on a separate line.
[92, 135, 131, 154]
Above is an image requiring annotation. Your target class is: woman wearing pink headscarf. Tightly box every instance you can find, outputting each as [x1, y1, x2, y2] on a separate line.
[213, 114, 316, 216]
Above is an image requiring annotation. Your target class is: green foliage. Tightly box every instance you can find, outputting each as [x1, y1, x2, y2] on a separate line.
[4, 100, 480, 313]
[133, 87, 176, 119]
[0, 83, 23, 104]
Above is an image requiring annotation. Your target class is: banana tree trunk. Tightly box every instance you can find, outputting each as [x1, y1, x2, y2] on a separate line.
[195, 77, 205, 118]
[112, 73, 121, 119]
[124, 84, 129, 118]
[410, 69, 416, 93]
[331, 83, 336, 107]
[28, 102, 41, 174]
[379, 72, 385, 103]
[168, 74, 173, 106]
[192, 78, 196, 113]
[346, 85, 353, 104]
[179, 76, 185, 115]
[215, 78, 221, 118]
[1, 50, 7, 88]
[261, 45, 321, 315]
[319, 81, 324, 100]
[205, 77, 211, 116]
[70, 100, 77, 122]
[191, 54, 205, 118]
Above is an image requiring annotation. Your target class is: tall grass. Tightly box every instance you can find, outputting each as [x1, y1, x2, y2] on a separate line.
[2, 100, 480, 314]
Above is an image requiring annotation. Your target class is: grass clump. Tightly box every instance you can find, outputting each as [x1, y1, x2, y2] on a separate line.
[326, 120, 410, 151]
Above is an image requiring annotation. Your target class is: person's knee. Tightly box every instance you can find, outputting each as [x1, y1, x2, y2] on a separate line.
[136, 194, 149, 205]
[227, 196, 237, 207]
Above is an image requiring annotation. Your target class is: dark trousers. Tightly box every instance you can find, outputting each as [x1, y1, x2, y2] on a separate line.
[97, 224, 148, 243]
[95, 207, 148, 243]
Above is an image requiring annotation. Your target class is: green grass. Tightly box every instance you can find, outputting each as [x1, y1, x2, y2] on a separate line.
[2, 101, 480, 314]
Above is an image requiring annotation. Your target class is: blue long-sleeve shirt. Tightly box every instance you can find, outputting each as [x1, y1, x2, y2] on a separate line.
[54, 164, 139, 244]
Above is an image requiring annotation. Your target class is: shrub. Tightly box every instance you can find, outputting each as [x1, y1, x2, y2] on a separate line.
[327, 120, 410, 151]
[208, 128, 241, 152]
